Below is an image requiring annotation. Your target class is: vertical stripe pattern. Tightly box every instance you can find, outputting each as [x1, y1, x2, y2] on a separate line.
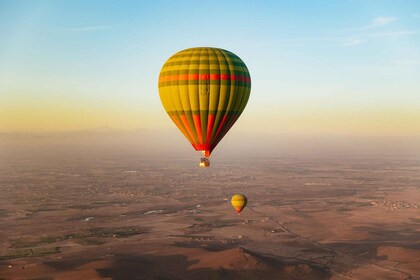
[158, 47, 251, 157]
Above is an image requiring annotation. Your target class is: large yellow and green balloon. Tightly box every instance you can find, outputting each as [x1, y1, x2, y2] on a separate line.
[231, 194, 248, 214]
[158, 47, 251, 158]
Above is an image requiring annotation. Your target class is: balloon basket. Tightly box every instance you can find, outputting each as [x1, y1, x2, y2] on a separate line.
[199, 158, 210, 168]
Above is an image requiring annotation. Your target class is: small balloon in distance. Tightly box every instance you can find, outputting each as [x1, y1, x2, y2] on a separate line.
[231, 194, 247, 214]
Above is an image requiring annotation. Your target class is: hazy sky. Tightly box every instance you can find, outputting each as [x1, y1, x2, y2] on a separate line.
[1, 0, 419, 137]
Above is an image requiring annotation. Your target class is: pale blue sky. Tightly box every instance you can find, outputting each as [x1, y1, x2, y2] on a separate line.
[1, 0, 419, 134]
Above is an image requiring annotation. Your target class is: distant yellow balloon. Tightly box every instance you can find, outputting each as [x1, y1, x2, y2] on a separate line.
[231, 194, 247, 214]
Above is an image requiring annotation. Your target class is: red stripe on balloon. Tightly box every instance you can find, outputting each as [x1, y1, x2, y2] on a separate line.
[180, 115, 196, 144]
[206, 114, 215, 144]
[213, 114, 228, 142]
[193, 143, 209, 150]
[159, 74, 250, 83]
[192, 114, 203, 144]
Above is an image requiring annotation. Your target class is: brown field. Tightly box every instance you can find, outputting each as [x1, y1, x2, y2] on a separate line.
[0, 155, 419, 279]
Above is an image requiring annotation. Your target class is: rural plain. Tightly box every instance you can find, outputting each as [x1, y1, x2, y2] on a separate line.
[0, 147, 419, 279]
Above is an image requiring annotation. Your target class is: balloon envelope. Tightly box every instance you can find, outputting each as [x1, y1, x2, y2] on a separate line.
[231, 194, 248, 214]
[158, 47, 251, 157]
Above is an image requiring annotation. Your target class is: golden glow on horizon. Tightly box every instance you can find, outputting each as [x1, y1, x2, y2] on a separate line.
[242, 106, 420, 136]
[2, 101, 420, 136]
[0, 102, 164, 133]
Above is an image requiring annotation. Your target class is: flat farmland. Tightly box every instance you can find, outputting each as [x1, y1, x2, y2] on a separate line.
[0, 156, 419, 279]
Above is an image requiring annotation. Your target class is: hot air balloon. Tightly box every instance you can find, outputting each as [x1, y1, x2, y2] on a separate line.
[158, 47, 251, 167]
[231, 194, 247, 214]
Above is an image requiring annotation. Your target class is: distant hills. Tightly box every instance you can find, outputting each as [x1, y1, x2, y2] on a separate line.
[1, 129, 419, 158]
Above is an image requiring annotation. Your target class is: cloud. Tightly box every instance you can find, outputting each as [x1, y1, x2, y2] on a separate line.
[64, 25, 111, 31]
[372, 30, 419, 37]
[371, 16, 396, 27]
[344, 16, 396, 31]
